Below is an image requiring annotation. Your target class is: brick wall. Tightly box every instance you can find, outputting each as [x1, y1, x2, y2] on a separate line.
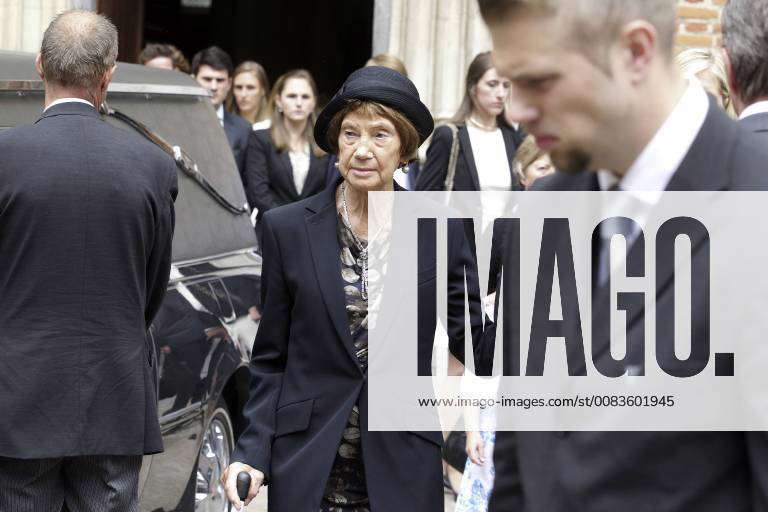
[676, 0, 726, 48]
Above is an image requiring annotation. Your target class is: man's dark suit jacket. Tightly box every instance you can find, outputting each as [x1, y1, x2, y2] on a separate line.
[223, 109, 251, 186]
[415, 123, 523, 191]
[0, 102, 177, 458]
[244, 128, 328, 222]
[740, 110, 768, 134]
[489, 97, 768, 512]
[232, 180, 477, 511]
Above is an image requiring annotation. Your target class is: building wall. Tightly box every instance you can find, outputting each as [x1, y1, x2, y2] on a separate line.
[676, 0, 725, 48]
[0, 0, 94, 54]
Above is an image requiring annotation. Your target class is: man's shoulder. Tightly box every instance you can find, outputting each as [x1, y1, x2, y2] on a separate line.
[530, 170, 596, 191]
[225, 111, 252, 133]
[729, 127, 768, 189]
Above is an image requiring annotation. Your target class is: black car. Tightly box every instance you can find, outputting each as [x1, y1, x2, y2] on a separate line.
[0, 51, 262, 511]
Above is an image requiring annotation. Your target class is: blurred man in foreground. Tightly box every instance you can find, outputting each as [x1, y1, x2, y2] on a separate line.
[477, 0, 768, 510]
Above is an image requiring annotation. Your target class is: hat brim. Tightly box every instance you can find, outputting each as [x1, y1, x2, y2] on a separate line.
[314, 87, 434, 154]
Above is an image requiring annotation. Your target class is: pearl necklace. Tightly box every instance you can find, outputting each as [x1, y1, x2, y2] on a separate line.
[467, 116, 498, 131]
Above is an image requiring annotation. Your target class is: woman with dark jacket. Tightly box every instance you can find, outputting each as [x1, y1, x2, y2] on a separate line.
[222, 66, 476, 511]
[416, 51, 523, 192]
[245, 69, 328, 238]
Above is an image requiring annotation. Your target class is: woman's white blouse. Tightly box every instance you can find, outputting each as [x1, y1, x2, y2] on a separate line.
[466, 124, 511, 191]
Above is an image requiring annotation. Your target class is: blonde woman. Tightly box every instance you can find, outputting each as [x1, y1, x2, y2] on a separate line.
[244, 69, 328, 241]
[676, 47, 735, 117]
[227, 60, 271, 129]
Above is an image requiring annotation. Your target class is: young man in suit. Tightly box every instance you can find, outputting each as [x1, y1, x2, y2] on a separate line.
[0, 10, 177, 511]
[476, 0, 768, 510]
[192, 46, 252, 185]
[722, 0, 768, 134]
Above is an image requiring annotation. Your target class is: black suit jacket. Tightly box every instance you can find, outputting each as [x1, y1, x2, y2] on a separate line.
[244, 129, 328, 220]
[0, 102, 177, 458]
[740, 111, 768, 134]
[223, 110, 251, 185]
[490, 97, 768, 512]
[232, 180, 478, 511]
[416, 123, 522, 191]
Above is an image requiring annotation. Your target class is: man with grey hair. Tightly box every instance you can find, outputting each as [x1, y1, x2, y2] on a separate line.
[0, 9, 176, 511]
[722, 0, 768, 133]
[476, 0, 768, 510]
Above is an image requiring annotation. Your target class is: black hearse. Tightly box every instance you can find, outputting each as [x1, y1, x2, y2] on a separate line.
[0, 51, 262, 512]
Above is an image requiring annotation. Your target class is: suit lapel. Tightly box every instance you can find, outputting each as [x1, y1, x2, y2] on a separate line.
[501, 126, 519, 190]
[305, 186, 362, 371]
[458, 126, 481, 190]
[279, 151, 300, 199]
[300, 153, 325, 199]
[589, 99, 732, 370]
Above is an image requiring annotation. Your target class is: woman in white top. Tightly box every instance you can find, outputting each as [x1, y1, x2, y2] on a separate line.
[416, 51, 524, 192]
[245, 69, 328, 243]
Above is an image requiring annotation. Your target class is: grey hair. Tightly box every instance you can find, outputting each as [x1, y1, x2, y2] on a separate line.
[722, 0, 768, 105]
[40, 9, 118, 89]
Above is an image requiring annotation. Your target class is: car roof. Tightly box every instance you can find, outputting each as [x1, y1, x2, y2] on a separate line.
[0, 50, 206, 96]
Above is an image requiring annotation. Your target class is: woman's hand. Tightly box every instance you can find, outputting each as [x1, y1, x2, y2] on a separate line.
[221, 462, 265, 510]
[466, 431, 485, 465]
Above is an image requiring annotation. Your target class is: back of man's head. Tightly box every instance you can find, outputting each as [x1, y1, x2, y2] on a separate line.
[40, 10, 118, 90]
[139, 43, 174, 65]
[722, 0, 768, 107]
[477, 0, 677, 69]
[191, 46, 233, 78]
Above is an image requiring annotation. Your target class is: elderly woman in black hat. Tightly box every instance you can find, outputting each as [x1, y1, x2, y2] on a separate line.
[221, 66, 460, 512]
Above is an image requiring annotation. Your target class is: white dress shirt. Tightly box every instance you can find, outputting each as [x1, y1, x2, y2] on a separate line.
[289, 144, 310, 195]
[216, 104, 224, 126]
[44, 98, 95, 112]
[595, 81, 709, 282]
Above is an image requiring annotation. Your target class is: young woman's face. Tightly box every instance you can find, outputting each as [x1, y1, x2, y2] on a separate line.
[472, 67, 512, 118]
[337, 110, 403, 192]
[233, 71, 264, 113]
[276, 78, 316, 123]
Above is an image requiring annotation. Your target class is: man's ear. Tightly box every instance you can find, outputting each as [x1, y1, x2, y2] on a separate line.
[617, 20, 657, 85]
[35, 53, 44, 80]
[104, 64, 117, 88]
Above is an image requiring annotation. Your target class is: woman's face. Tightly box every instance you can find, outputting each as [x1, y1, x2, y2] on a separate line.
[523, 154, 554, 189]
[276, 77, 316, 123]
[233, 71, 264, 113]
[338, 110, 403, 192]
[472, 67, 511, 118]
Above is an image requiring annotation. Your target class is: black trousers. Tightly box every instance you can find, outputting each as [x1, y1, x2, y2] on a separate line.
[0, 455, 142, 512]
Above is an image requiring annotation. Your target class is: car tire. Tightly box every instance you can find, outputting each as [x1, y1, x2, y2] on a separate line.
[193, 401, 235, 512]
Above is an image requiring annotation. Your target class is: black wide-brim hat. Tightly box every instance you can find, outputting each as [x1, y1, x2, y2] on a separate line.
[314, 66, 434, 153]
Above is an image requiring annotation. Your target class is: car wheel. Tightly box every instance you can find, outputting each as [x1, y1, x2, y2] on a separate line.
[195, 402, 234, 512]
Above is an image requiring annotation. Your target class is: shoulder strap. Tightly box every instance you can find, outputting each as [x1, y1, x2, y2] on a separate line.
[443, 123, 460, 192]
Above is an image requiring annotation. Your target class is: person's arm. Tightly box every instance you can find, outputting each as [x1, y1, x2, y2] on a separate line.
[244, 131, 281, 213]
[415, 125, 452, 191]
[145, 157, 178, 328]
[446, 219, 483, 366]
[224, 212, 291, 507]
